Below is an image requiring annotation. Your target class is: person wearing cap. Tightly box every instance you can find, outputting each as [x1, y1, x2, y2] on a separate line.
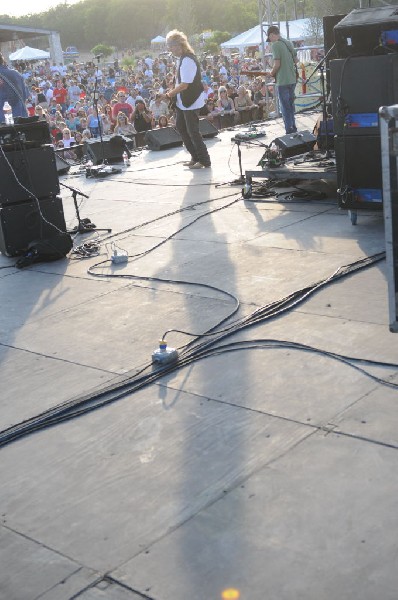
[267, 25, 298, 134]
[163, 29, 211, 169]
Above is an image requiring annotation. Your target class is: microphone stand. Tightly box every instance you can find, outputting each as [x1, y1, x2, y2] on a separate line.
[92, 54, 107, 170]
[61, 182, 111, 234]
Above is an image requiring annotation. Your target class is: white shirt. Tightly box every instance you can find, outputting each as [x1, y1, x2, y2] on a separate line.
[176, 56, 205, 111]
[126, 95, 136, 108]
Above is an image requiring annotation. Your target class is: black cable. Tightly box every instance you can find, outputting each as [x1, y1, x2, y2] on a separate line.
[0, 251, 388, 449]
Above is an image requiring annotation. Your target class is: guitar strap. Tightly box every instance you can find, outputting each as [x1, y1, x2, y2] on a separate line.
[280, 39, 299, 81]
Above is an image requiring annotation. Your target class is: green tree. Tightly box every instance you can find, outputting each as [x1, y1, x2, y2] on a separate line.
[91, 44, 114, 58]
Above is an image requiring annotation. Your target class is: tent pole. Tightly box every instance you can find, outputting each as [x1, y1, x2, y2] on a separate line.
[258, 0, 280, 117]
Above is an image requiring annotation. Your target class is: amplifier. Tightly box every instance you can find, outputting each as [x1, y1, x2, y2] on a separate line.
[330, 54, 398, 135]
[335, 134, 382, 209]
[0, 120, 52, 148]
[334, 6, 398, 58]
[0, 196, 68, 257]
[0, 145, 60, 205]
[274, 130, 316, 158]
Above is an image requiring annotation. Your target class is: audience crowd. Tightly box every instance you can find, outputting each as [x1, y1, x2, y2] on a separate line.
[12, 51, 278, 160]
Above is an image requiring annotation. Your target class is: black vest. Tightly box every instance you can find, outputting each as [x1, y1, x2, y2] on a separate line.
[177, 52, 203, 108]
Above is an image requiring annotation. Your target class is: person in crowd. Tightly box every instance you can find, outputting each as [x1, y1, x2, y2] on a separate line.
[52, 79, 68, 114]
[74, 130, 83, 145]
[36, 86, 48, 108]
[87, 107, 101, 137]
[114, 111, 136, 137]
[267, 24, 298, 134]
[132, 99, 153, 133]
[126, 88, 138, 108]
[103, 103, 115, 130]
[0, 52, 29, 121]
[100, 110, 113, 135]
[234, 85, 257, 124]
[68, 79, 81, 105]
[158, 115, 169, 128]
[254, 80, 274, 119]
[44, 81, 53, 105]
[35, 105, 47, 120]
[149, 93, 168, 124]
[202, 98, 221, 129]
[61, 127, 75, 148]
[202, 80, 213, 100]
[112, 91, 133, 120]
[65, 110, 80, 132]
[216, 85, 237, 127]
[78, 116, 88, 133]
[81, 128, 91, 141]
[163, 30, 211, 169]
[50, 120, 63, 144]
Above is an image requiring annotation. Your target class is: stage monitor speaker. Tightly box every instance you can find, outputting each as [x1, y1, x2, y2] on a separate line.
[0, 196, 68, 257]
[274, 130, 316, 158]
[199, 119, 219, 138]
[0, 120, 52, 149]
[335, 134, 382, 209]
[334, 6, 398, 58]
[84, 135, 128, 164]
[54, 151, 71, 175]
[330, 54, 398, 135]
[144, 127, 183, 150]
[0, 145, 60, 205]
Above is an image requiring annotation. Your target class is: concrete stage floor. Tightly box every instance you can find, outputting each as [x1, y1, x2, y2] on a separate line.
[1, 112, 397, 600]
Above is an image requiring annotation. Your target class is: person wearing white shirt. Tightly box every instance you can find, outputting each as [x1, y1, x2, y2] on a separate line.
[45, 84, 53, 104]
[163, 30, 211, 169]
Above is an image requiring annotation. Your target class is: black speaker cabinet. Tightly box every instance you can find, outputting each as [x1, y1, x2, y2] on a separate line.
[144, 127, 183, 150]
[274, 130, 316, 158]
[0, 145, 60, 205]
[0, 120, 52, 149]
[0, 196, 67, 257]
[330, 54, 398, 135]
[323, 14, 346, 94]
[334, 6, 398, 58]
[199, 118, 218, 138]
[335, 134, 382, 209]
[324, 14, 346, 60]
[54, 151, 71, 174]
[84, 135, 129, 164]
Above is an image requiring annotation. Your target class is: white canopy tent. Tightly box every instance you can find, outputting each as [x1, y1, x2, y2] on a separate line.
[221, 19, 312, 52]
[150, 35, 166, 50]
[9, 46, 50, 61]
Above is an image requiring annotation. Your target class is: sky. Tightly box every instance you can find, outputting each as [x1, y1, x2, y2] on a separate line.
[6, 0, 80, 17]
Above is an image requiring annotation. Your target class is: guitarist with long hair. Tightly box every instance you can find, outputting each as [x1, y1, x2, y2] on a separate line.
[163, 30, 211, 169]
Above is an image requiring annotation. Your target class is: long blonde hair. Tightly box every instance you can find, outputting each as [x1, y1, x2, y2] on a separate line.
[166, 29, 195, 55]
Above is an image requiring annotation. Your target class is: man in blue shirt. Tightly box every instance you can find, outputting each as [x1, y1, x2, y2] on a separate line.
[0, 52, 29, 122]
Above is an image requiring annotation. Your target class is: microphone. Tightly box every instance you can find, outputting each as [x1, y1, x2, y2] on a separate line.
[94, 53, 103, 59]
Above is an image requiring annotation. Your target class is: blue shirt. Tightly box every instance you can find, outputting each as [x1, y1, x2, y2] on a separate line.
[0, 65, 29, 122]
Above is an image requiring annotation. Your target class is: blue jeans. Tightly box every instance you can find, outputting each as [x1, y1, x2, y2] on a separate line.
[175, 107, 211, 166]
[277, 84, 297, 134]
